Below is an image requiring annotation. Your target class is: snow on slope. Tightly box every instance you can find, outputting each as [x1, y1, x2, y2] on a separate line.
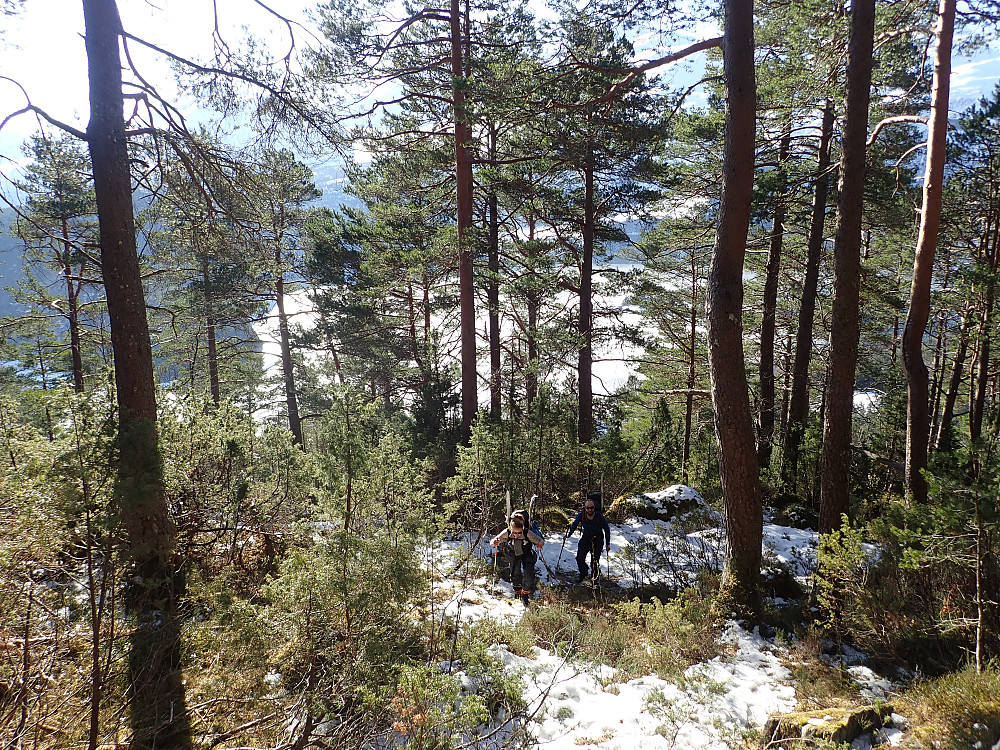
[422, 486, 814, 748]
[498, 623, 795, 750]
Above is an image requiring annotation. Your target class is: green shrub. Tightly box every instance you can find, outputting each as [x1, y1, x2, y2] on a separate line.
[514, 588, 720, 681]
[389, 664, 490, 750]
[461, 616, 535, 659]
[901, 664, 1000, 749]
[816, 492, 999, 670]
[519, 601, 584, 658]
[612, 588, 721, 680]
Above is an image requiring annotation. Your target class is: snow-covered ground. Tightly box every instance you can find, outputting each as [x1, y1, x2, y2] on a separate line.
[420, 486, 905, 749]
[497, 623, 796, 750]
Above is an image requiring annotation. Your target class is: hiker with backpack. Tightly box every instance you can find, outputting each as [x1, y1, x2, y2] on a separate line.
[490, 511, 544, 605]
[565, 491, 611, 583]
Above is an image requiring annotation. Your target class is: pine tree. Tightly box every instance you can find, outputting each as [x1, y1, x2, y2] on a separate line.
[83, 0, 189, 744]
[11, 134, 101, 394]
[902, 0, 957, 505]
[707, 0, 763, 614]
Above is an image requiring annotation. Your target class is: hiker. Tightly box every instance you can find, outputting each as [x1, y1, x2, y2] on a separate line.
[490, 513, 544, 603]
[565, 492, 611, 583]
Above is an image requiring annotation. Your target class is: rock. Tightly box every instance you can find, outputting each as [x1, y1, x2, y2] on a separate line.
[629, 485, 711, 522]
[762, 705, 893, 748]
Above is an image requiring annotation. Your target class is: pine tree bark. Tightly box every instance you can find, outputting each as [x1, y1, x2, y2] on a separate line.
[82, 0, 189, 746]
[406, 282, 426, 381]
[452, 0, 477, 442]
[684, 253, 698, 482]
[781, 101, 835, 496]
[902, 0, 955, 505]
[487, 182, 502, 420]
[526, 215, 539, 409]
[819, 0, 875, 534]
[970, 217, 1000, 444]
[757, 128, 791, 472]
[578, 157, 595, 446]
[936, 304, 972, 450]
[527, 285, 540, 408]
[201, 253, 220, 406]
[275, 251, 302, 445]
[928, 317, 947, 440]
[62, 217, 86, 393]
[707, 0, 762, 613]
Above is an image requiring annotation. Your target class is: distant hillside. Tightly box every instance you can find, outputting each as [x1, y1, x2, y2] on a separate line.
[0, 164, 643, 318]
[0, 210, 26, 318]
[0, 163, 356, 319]
[312, 161, 362, 211]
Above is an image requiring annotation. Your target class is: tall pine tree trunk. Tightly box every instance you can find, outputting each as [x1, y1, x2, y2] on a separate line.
[781, 101, 835, 496]
[406, 282, 426, 381]
[274, 253, 302, 445]
[902, 0, 955, 505]
[62, 218, 86, 393]
[684, 253, 698, 482]
[578, 157, 595, 446]
[487, 124, 502, 421]
[970, 217, 1000, 444]
[83, 0, 189, 746]
[452, 0, 477, 442]
[487, 199, 501, 420]
[707, 0, 762, 613]
[526, 216, 539, 409]
[936, 303, 973, 450]
[527, 286, 540, 408]
[819, 0, 875, 534]
[757, 128, 791, 472]
[201, 253, 220, 406]
[929, 316, 948, 440]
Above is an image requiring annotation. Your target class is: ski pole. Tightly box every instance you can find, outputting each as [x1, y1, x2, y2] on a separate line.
[537, 545, 555, 579]
[556, 530, 568, 569]
[591, 537, 598, 583]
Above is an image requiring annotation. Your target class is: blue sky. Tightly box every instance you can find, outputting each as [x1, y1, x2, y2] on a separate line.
[0, 1, 998, 178]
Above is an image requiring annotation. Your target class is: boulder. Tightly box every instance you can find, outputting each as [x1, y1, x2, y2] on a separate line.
[630, 484, 710, 522]
[762, 705, 893, 747]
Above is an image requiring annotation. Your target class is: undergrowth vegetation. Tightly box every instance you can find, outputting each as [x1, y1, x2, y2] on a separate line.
[900, 665, 1000, 749]
[1, 385, 998, 749]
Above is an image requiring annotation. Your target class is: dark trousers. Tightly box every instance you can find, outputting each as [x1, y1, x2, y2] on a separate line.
[576, 536, 604, 578]
[506, 549, 537, 591]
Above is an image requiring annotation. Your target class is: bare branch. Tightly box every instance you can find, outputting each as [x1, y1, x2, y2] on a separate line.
[574, 36, 723, 77]
[867, 115, 928, 146]
[0, 77, 89, 140]
[120, 32, 342, 147]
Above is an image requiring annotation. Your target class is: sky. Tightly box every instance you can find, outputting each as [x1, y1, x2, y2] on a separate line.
[0, 1, 999, 179]
[0, 0, 315, 170]
[0, 1, 998, 149]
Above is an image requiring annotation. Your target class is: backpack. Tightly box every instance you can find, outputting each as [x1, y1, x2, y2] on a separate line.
[508, 508, 542, 538]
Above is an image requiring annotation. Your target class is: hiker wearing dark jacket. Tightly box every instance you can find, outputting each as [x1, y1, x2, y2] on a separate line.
[490, 516, 544, 599]
[566, 493, 611, 583]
